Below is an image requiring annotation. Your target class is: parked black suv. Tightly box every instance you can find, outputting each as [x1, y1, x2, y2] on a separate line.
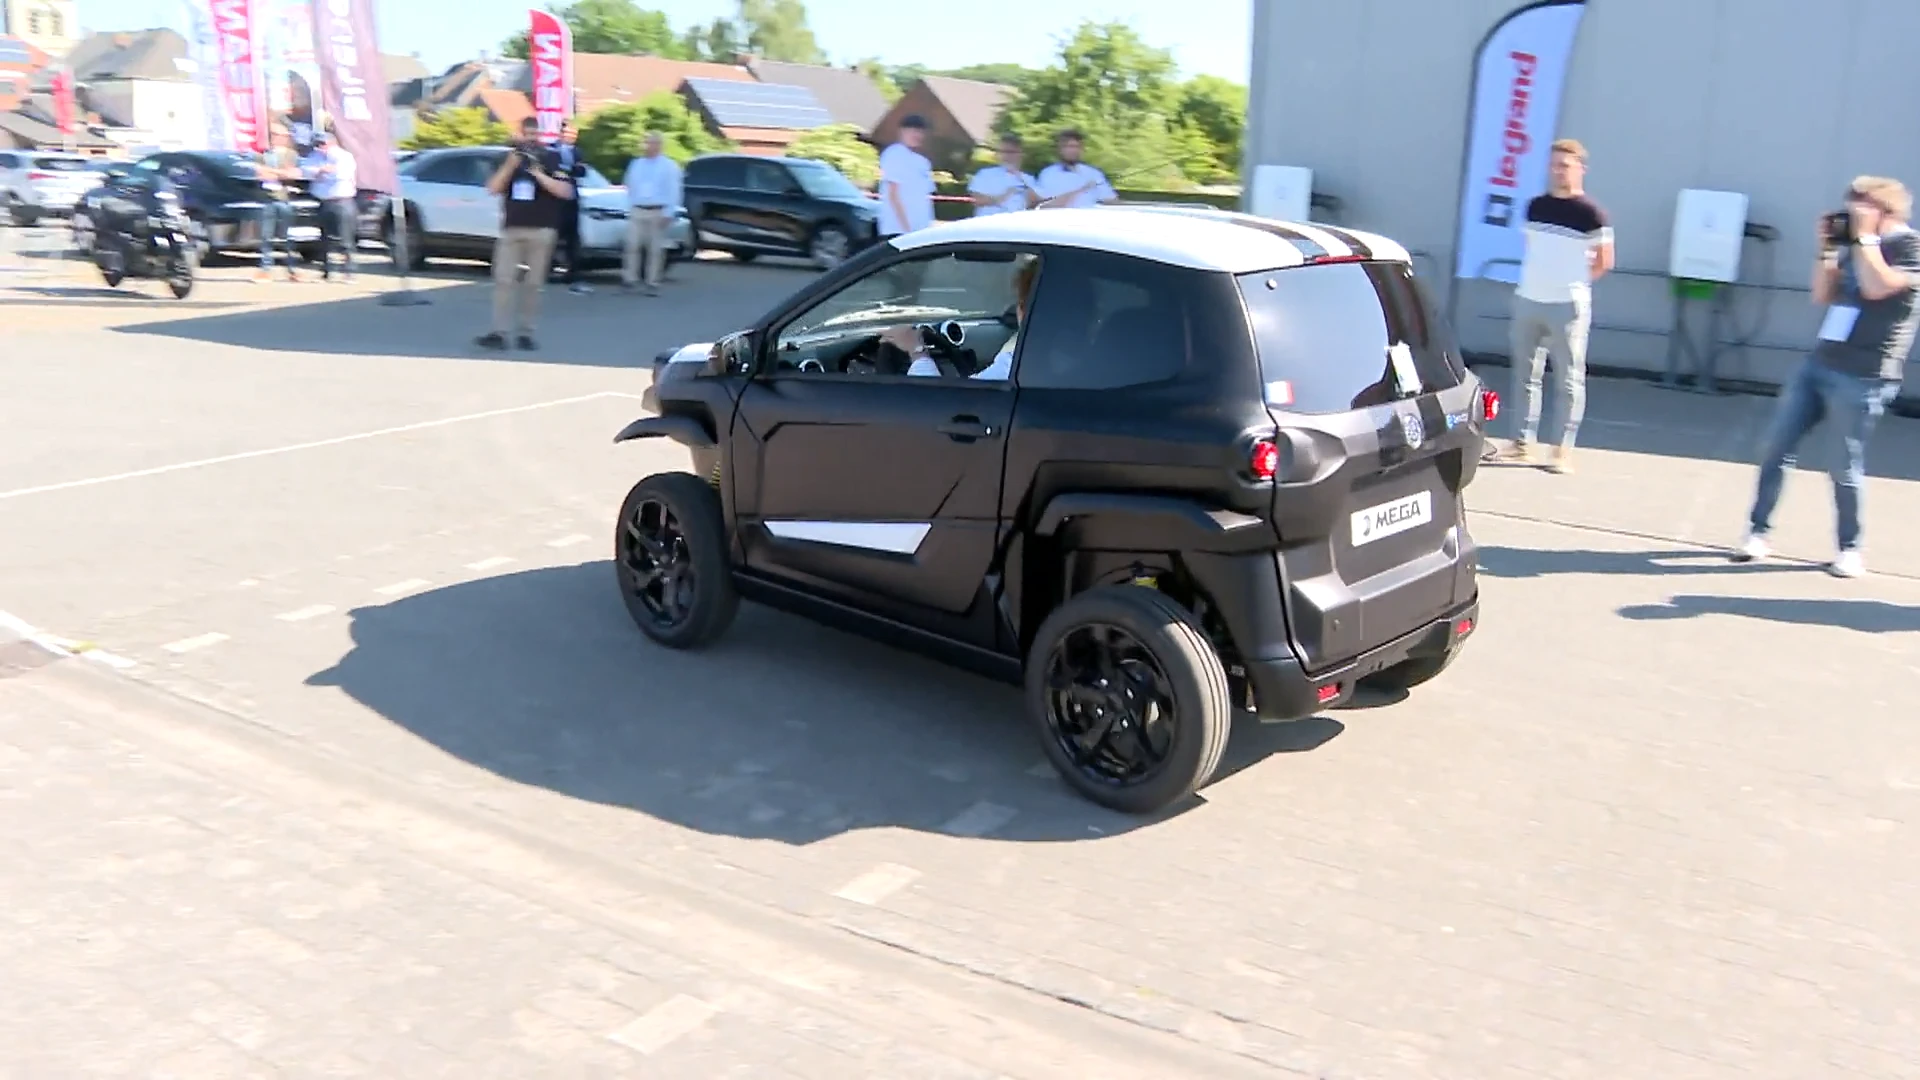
[683, 153, 881, 269]
[614, 207, 1494, 814]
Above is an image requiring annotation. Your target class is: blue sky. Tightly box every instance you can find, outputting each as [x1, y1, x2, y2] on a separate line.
[86, 0, 1251, 83]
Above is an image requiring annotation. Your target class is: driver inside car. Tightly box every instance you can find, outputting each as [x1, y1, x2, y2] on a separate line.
[880, 256, 1038, 381]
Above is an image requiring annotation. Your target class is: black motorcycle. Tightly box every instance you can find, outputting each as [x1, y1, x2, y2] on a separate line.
[73, 167, 197, 299]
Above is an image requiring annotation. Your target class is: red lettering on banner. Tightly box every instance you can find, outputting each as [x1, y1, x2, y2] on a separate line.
[1486, 51, 1536, 190]
[530, 15, 571, 139]
[212, 0, 263, 151]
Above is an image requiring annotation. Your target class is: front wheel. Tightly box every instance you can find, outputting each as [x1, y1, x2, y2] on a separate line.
[165, 253, 195, 299]
[808, 223, 851, 269]
[614, 472, 738, 649]
[96, 247, 124, 288]
[1026, 585, 1232, 815]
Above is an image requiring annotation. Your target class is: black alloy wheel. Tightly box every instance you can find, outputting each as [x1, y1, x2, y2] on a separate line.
[622, 496, 696, 628]
[1044, 623, 1178, 786]
[1025, 585, 1232, 814]
[613, 472, 737, 649]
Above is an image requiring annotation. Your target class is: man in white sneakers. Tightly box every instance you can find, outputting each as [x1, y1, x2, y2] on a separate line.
[620, 132, 681, 297]
[1035, 129, 1118, 210]
[968, 134, 1037, 216]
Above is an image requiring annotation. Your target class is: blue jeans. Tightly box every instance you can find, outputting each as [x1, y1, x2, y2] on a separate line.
[1747, 356, 1901, 551]
[257, 201, 295, 269]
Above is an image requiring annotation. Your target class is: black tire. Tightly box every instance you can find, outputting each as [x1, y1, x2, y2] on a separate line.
[1026, 585, 1232, 814]
[166, 253, 194, 299]
[15, 205, 39, 227]
[614, 472, 738, 649]
[731, 249, 758, 263]
[808, 223, 851, 269]
[1359, 651, 1456, 693]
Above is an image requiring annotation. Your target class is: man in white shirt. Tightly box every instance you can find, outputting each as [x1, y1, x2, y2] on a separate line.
[620, 132, 681, 296]
[302, 131, 359, 281]
[1035, 129, 1118, 210]
[878, 114, 936, 238]
[968, 134, 1038, 217]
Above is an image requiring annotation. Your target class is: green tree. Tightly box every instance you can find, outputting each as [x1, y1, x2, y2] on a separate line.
[575, 92, 729, 179]
[993, 21, 1187, 188]
[851, 58, 901, 104]
[502, 0, 685, 59]
[401, 106, 510, 150]
[1171, 74, 1246, 184]
[736, 0, 824, 64]
[888, 61, 1031, 97]
[785, 123, 880, 187]
[679, 15, 742, 62]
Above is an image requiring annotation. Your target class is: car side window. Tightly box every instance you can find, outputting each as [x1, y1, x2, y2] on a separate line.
[416, 155, 481, 186]
[1015, 249, 1192, 390]
[687, 158, 740, 187]
[770, 249, 1033, 380]
[743, 161, 791, 194]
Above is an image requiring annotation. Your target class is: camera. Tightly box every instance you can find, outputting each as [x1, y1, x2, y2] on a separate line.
[1824, 210, 1853, 246]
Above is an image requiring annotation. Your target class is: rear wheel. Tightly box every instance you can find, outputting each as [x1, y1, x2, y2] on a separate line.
[731, 249, 758, 263]
[614, 472, 738, 649]
[1026, 585, 1232, 814]
[165, 249, 195, 298]
[7, 198, 38, 227]
[808, 223, 850, 269]
[1359, 651, 1455, 693]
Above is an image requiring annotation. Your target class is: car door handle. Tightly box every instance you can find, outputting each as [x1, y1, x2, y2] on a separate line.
[936, 415, 994, 440]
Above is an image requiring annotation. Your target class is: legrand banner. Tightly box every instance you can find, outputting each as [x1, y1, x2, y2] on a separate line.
[528, 8, 574, 140]
[210, 0, 267, 153]
[1452, 0, 1588, 283]
[182, 0, 235, 150]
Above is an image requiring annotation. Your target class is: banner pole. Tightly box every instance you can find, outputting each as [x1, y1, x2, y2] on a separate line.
[380, 193, 430, 306]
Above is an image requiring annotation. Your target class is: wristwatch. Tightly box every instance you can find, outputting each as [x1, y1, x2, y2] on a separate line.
[1858, 235, 1882, 248]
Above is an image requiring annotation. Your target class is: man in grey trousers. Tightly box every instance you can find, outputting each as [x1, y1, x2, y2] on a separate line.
[1492, 138, 1615, 474]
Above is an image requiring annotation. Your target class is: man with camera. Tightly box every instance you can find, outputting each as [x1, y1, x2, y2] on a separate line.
[477, 117, 574, 351]
[1733, 176, 1919, 578]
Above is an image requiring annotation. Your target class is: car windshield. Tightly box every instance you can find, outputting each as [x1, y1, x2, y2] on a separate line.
[788, 160, 863, 200]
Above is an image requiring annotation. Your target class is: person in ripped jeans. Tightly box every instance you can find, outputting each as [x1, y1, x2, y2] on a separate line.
[1732, 176, 1918, 579]
[253, 127, 302, 282]
[477, 117, 574, 351]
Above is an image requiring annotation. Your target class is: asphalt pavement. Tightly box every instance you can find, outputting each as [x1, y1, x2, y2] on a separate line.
[3, 233, 1918, 1078]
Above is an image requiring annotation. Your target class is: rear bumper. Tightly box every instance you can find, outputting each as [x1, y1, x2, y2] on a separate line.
[1242, 595, 1477, 719]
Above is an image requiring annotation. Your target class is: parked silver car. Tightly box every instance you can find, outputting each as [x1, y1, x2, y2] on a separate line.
[380, 146, 692, 274]
[0, 151, 107, 226]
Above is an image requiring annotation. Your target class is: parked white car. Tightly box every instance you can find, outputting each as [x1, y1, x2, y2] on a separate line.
[0, 150, 107, 226]
[380, 146, 691, 274]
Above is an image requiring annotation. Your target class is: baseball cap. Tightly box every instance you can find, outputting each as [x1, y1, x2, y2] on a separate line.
[899, 114, 928, 131]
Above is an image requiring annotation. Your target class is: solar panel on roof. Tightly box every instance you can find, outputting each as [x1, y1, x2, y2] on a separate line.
[684, 77, 832, 130]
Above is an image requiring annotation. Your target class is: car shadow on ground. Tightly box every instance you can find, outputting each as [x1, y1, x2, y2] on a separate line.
[0, 284, 254, 310]
[104, 258, 809, 365]
[1476, 545, 1805, 579]
[305, 561, 1343, 845]
[1617, 594, 1920, 632]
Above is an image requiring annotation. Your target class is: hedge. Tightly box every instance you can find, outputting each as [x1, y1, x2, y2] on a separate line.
[925, 185, 1239, 222]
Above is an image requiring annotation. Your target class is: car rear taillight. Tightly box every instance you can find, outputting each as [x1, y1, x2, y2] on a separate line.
[1477, 388, 1501, 423]
[1248, 439, 1280, 481]
[27, 171, 52, 181]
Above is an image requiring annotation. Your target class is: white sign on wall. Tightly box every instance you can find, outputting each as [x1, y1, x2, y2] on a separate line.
[1452, 0, 1589, 283]
[1249, 165, 1313, 222]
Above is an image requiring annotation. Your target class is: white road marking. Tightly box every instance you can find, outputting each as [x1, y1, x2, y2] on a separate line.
[161, 632, 229, 654]
[832, 863, 920, 905]
[465, 556, 514, 571]
[548, 533, 591, 548]
[375, 578, 430, 596]
[0, 392, 637, 502]
[274, 605, 335, 622]
[940, 801, 1018, 838]
[605, 994, 718, 1056]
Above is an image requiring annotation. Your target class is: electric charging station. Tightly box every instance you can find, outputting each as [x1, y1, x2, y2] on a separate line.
[1662, 188, 1775, 393]
[1249, 165, 1314, 223]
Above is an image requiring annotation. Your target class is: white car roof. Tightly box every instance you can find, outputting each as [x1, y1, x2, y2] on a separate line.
[887, 206, 1411, 274]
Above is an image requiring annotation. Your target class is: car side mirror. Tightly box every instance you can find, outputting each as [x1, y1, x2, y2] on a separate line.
[714, 331, 754, 376]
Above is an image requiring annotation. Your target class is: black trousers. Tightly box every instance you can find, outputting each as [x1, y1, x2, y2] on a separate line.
[558, 208, 582, 283]
[321, 199, 356, 277]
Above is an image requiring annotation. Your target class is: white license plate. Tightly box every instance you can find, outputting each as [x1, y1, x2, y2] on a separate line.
[287, 226, 321, 241]
[1350, 491, 1432, 547]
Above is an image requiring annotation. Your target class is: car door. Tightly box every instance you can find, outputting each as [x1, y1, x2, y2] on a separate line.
[686, 156, 751, 247]
[409, 152, 493, 240]
[729, 244, 1036, 642]
[573, 164, 623, 252]
[740, 159, 810, 253]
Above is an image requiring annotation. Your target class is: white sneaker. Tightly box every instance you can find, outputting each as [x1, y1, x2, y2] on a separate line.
[1730, 531, 1770, 562]
[1829, 550, 1866, 578]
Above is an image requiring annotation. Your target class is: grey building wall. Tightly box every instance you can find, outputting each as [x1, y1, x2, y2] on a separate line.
[1245, 0, 1920, 390]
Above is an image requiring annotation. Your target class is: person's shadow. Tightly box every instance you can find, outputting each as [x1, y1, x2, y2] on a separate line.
[1476, 545, 1797, 579]
[1618, 594, 1920, 632]
[306, 562, 1343, 845]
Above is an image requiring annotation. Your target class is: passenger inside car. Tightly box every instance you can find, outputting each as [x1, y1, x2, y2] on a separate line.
[886, 255, 1039, 380]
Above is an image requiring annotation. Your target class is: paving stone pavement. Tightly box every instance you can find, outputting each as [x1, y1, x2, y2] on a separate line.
[4, 253, 1919, 1077]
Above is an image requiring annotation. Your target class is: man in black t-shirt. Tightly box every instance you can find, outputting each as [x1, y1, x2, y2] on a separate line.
[477, 118, 575, 351]
[1733, 175, 1918, 578]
